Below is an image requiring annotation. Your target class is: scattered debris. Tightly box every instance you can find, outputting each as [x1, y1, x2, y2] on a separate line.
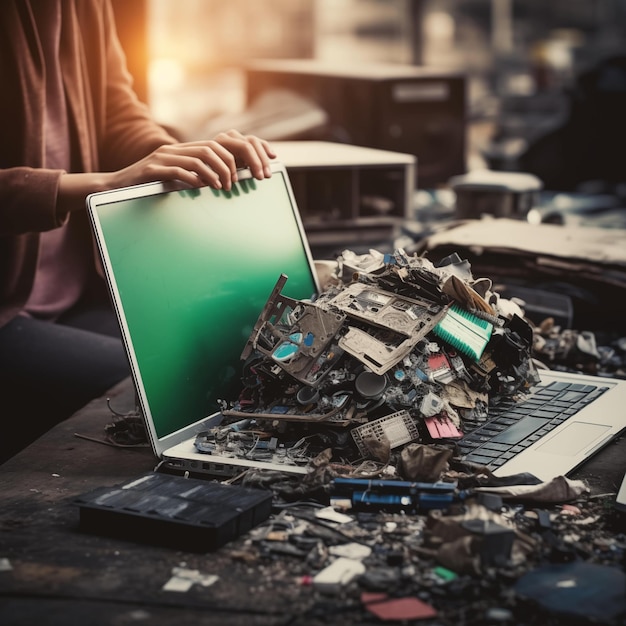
[162, 566, 219, 592]
[362, 593, 438, 621]
[513, 561, 626, 623]
[532, 318, 626, 378]
[0, 558, 12, 572]
[210, 248, 541, 483]
[313, 557, 366, 594]
[75, 398, 148, 449]
[204, 246, 626, 624]
[84, 245, 625, 625]
[215, 491, 626, 625]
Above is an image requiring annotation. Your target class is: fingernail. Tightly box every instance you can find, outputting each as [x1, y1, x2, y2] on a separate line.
[264, 166, 272, 177]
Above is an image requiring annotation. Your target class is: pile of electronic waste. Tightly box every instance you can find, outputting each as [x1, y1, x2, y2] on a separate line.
[195, 248, 541, 478]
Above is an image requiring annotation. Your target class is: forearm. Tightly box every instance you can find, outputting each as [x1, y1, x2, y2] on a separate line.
[0, 169, 115, 235]
[0, 134, 275, 235]
[57, 171, 116, 214]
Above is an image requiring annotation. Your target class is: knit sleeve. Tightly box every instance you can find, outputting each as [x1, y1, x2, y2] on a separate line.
[97, 0, 177, 171]
[0, 167, 67, 235]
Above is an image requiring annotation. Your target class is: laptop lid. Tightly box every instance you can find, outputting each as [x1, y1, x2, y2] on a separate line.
[87, 162, 320, 458]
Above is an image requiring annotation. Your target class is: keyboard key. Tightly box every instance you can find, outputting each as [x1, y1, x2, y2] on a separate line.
[531, 409, 562, 418]
[491, 416, 551, 445]
[480, 442, 512, 452]
[465, 453, 498, 465]
[559, 391, 587, 402]
[470, 448, 500, 458]
[495, 417, 518, 426]
[567, 384, 597, 393]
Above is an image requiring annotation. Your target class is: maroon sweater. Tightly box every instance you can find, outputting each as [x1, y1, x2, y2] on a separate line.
[0, 0, 176, 327]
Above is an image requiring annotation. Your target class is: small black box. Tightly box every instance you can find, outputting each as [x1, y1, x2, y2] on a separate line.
[75, 472, 273, 552]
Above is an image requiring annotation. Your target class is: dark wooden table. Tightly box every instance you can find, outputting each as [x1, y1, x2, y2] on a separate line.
[1, 377, 624, 626]
[0, 378, 291, 626]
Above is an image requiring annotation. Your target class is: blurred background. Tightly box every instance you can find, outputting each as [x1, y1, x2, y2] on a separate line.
[109, 0, 626, 365]
[111, 0, 626, 245]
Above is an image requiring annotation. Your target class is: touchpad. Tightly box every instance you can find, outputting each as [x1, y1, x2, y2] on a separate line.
[537, 422, 612, 456]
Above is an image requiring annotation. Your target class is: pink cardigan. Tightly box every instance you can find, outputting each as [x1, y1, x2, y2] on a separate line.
[0, 0, 176, 327]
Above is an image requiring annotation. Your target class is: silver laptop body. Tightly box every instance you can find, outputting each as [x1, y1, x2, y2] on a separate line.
[87, 162, 319, 477]
[465, 368, 626, 481]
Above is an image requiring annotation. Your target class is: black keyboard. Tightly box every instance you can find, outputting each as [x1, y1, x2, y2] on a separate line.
[458, 380, 609, 469]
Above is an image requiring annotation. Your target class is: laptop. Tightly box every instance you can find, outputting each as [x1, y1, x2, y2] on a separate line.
[87, 162, 318, 477]
[88, 164, 626, 482]
[459, 368, 626, 481]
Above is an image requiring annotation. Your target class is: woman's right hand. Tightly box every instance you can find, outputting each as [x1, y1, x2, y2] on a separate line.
[107, 130, 277, 191]
[57, 130, 277, 215]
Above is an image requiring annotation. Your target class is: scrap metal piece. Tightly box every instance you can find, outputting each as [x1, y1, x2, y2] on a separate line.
[338, 325, 421, 376]
[321, 284, 448, 375]
[241, 274, 346, 386]
[320, 282, 444, 337]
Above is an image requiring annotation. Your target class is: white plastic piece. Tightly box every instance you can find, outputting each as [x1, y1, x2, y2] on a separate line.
[315, 506, 353, 525]
[313, 557, 366, 594]
[420, 391, 444, 417]
[329, 543, 372, 560]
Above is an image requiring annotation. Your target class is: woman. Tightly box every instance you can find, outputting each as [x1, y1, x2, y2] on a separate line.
[0, 0, 276, 462]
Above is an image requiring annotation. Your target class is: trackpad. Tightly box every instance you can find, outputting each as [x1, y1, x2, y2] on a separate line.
[537, 422, 611, 456]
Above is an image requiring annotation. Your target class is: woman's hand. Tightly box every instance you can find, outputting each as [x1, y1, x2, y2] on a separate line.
[108, 129, 277, 191]
[58, 130, 277, 214]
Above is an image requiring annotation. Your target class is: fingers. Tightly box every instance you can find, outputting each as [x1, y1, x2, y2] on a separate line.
[113, 133, 276, 191]
[211, 129, 276, 180]
[152, 132, 276, 190]
[143, 152, 223, 189]
[132, 146, 226, 189]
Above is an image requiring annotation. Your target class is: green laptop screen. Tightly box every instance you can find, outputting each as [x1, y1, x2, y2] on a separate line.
[93, 173, 318, 440]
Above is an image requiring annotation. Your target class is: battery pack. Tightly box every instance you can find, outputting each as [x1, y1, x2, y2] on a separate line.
[75, 472, 273, 552]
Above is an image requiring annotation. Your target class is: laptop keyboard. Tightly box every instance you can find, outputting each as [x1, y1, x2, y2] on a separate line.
[458, 380, 609, 469]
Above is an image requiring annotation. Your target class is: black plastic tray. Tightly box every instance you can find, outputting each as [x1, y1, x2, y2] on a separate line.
[75, 472, 273, 551]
